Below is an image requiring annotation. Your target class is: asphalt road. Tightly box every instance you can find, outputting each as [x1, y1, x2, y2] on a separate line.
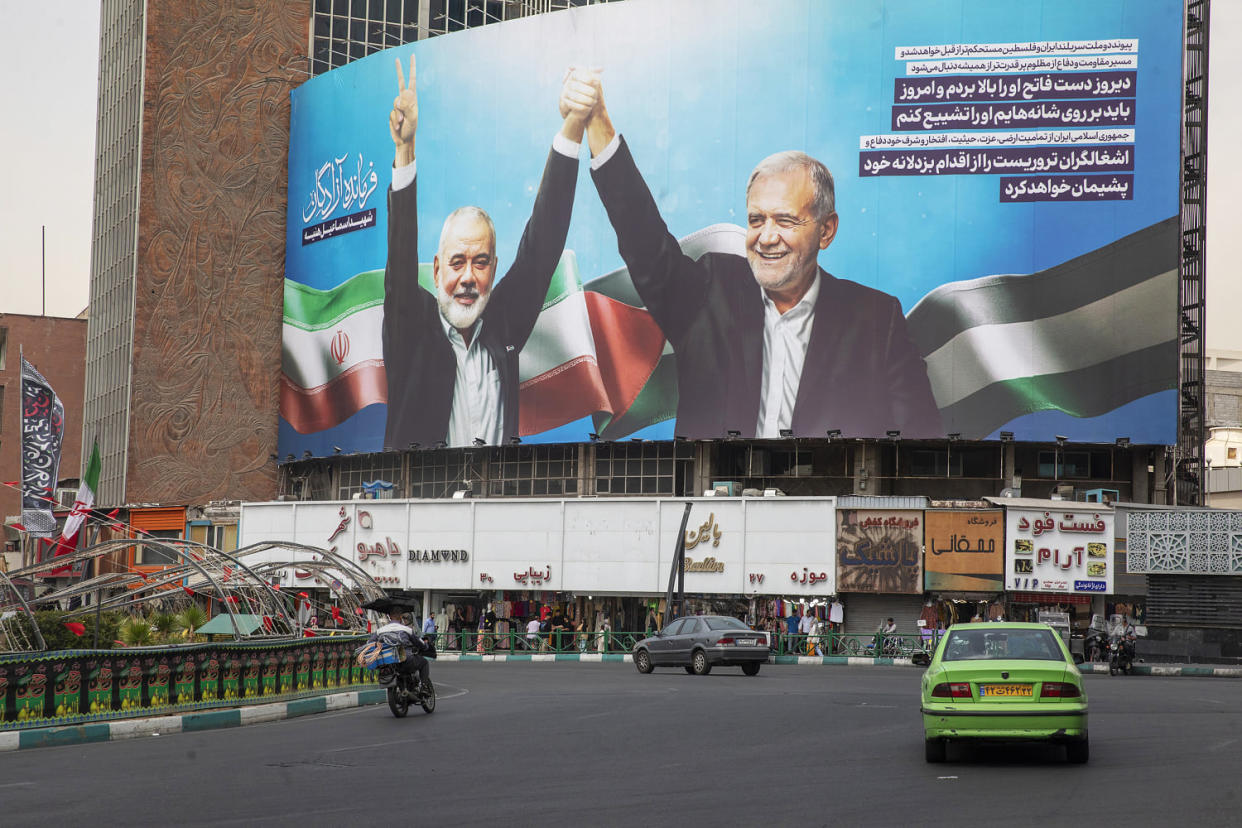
[4, 663, 1241, 827]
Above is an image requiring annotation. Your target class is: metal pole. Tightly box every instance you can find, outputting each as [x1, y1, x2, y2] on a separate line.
[665, 503, 692, 622]
[41, 226, 45, 316]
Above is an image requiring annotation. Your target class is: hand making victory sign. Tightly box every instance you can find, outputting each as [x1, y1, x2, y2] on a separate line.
[391, 54, 418, 168]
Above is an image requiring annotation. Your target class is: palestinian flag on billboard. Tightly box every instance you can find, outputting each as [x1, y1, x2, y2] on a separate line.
[281, 218, 1176, 447]
[905, 217, 1178, 438]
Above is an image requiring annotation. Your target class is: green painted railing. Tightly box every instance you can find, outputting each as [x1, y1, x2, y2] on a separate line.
[0, 636, 374, 731]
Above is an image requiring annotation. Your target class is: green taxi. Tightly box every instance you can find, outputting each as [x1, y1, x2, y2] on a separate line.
[917, 622, 1088, 764]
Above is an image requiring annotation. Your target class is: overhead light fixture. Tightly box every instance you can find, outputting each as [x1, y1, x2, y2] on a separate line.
[826, 429, 842, 440]
[999, 431, 1014, 442]
[434, 440, 447, 449]
[472, 437, 485, 446]
[886, 430, 901, 440]
[779, 428, 794, 438]
[302, 450, 313, 459]
[947, 432, 960, 441]
[1116, 437, 1131, 448]
[1055, 435, 1068, 447]
[588, 432, 599, 441]
[509, 436, 521, 445]
[333, 446, 342, 454]
[408, 442, 419, 450]
[675, 435, 688, 442]
[727, 430, 741, 439]
[285, 453, 295, 462]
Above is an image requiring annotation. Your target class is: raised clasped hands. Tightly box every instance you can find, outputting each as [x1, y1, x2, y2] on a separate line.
[559, 67, 601, 143]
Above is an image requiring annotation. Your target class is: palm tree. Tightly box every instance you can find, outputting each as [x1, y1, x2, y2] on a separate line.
[176, 605, 208, 641]
[118, 615, 153, 647]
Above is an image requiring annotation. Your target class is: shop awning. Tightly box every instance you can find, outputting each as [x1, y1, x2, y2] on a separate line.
[196, 613, 265, 635]
[1010, 592, 1092, 605]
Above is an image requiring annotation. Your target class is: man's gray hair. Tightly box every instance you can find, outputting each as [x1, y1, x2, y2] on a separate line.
[437, 206, 496, 258]
[746, 151, 836, 221]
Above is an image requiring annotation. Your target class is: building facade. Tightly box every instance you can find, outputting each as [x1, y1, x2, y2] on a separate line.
[0, 313, 88, 558]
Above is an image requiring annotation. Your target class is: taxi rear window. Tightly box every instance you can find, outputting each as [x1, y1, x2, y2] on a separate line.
[943, 629, 1063, 661]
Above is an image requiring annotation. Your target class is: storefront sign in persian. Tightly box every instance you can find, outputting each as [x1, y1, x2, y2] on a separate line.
[924, 510, 1004, 592]
[836, 510, 923, 594]
[1004, 506, 1114, 594]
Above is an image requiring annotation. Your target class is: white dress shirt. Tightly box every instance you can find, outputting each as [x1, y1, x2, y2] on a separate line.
[756, 273, 820, 437]
[390, 133, 582, 446]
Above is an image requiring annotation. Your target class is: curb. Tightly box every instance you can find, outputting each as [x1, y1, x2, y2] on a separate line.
[1076, 663, 1242, 678]
[0, 689, 387, 753]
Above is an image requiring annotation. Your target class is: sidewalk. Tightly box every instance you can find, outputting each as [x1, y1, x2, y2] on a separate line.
[4, 655, 1237, 752]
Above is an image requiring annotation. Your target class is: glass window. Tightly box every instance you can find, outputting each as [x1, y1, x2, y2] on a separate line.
[942, 628, 1063, 661]
[136, 529, 181, 566]
[662, 619, 687, 636]
[681, 618, 704, 634]
[705, 617, 750, 631]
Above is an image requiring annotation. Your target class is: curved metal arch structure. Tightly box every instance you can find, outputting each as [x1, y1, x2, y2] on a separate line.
[1, 538, 390, 651]
[0, 570, 47, 653]
[15, 538, 297, 640]
[232, 541, 387, 634]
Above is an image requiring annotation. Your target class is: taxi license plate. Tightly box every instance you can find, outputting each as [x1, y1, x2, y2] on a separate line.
[979, 684, 1032, 697]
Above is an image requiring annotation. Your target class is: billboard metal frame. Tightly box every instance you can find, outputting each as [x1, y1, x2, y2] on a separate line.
[1177, 0, 1209, 505]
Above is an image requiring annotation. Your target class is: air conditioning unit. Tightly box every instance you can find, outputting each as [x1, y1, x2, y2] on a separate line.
[56, 488, 77, 508]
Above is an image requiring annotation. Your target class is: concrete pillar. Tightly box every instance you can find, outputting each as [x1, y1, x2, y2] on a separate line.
[1131, 452, 1151, 504]
[1152, 450, 1168, 505]
[853, 442, 882, 495]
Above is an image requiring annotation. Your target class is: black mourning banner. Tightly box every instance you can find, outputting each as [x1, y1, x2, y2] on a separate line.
[20, 357, 64, 537]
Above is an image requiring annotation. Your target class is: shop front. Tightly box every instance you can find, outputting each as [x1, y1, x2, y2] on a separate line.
[238, 497, 839, 651]
[836, 509, 926, 640]
[993, 497, 1115, 636]
[923, 508, 1006, 629]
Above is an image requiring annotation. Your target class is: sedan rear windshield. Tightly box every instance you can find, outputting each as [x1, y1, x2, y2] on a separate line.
[705, 617, 750, 631]
[943, 629, 1063, 661]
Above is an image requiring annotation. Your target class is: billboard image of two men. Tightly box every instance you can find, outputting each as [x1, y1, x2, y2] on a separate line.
[281, 0, 1182, 459]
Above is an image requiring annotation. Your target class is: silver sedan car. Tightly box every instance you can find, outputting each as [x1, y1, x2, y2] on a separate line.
[633, 615, 769, 676]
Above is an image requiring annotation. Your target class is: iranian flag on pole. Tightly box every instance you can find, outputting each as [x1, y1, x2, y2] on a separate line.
[49, 439, 101, 576]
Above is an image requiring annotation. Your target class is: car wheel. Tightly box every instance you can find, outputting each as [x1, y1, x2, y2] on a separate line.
[634, 649, 654, 674]
[1066, 738, 1089, 764]
[741, 662, 761, 676]
[691, 649, 712, 675]
[924, 738, 946, 763]
[1109, 661, 1119, 676]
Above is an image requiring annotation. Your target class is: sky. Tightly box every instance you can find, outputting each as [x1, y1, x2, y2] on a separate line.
[1, 2, 1238, 351]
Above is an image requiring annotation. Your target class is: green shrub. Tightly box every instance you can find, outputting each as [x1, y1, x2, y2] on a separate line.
[28, 609, 123, 651]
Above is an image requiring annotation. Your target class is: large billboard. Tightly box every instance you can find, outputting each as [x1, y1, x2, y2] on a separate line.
[281, 0, 1182, 459]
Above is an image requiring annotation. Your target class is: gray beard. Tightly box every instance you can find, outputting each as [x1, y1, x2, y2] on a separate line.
[437, 284, 490, 332]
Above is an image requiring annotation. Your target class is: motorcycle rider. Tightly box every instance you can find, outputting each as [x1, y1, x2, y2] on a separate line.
[371, 607, 431, 689]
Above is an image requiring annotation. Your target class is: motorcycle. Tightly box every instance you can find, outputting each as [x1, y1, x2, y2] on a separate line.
[359, 637, 437, 717]
[1108, 634, 1134, 676]
[1084, 630, 1108, 663]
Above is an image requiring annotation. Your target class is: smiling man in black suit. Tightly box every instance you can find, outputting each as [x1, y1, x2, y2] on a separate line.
[579, 76, 943, 440]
